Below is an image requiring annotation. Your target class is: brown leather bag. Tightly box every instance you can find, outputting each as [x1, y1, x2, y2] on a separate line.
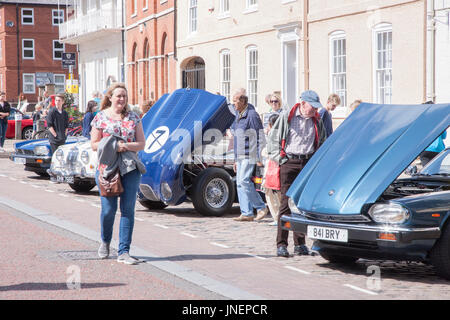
[98, 169, 124, 197]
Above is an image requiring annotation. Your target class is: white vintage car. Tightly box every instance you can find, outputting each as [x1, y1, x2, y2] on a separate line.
[47, 137, 98, 192]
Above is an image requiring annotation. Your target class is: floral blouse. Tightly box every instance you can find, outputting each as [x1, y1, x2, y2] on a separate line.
[91, 110, 141, 142]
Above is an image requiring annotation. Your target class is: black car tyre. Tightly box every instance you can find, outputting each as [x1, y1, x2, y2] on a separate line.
[191, 167, 235, 217]
[430, 222, 450, 280]
[22, 127, 34, 140]
[138, 199, 168, 210]
[69, 181, 96, 193]
[319, 252, 358, 264]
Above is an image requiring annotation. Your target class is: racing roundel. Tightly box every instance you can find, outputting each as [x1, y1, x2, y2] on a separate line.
[144, 126, 170, 154]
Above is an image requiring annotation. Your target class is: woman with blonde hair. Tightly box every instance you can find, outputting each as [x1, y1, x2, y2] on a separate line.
[91, 83, 146, 265]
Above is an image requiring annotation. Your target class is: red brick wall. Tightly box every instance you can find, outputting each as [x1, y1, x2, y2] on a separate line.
[125, 0, 175, 106]
[0, 3, 77, 104]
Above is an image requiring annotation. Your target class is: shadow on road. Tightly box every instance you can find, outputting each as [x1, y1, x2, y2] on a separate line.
[0, 282, 125, 291]
[137, 253, 253, 262]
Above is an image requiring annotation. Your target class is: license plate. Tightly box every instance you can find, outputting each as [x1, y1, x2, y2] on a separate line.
[14, 157, 26, 164]
[57, 175, 74, 184]
[307, 226, 348, 243]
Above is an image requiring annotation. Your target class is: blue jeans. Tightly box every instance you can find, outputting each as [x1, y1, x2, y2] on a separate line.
[236, 158, 266, 216]
[95, 169, 141, 255]
[0, 121, 7, 147]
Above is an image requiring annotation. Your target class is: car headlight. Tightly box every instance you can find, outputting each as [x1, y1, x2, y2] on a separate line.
[288, 197, 301, 215]
[55, 148, 64, 162]
[80, 150, 89, 164]
[368, 202, 410, 224]
[161, 182, 173, 201]
[34, 146, 49, 156]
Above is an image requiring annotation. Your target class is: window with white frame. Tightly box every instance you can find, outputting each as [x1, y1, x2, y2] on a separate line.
[0, 74, 3, 92]
[54, 74, 66, 94]
[23, 73, 35, 94]
[53, 40, 64, 60]
[144, 0, 148, 10]
[131, 0, 137, 16]
[247, 0, 258, 7]
[220, 0, 230, 14]
[247, 46, 258, 108]
[21, 8, 34, 25]
[52, 9, 64, 25]
[329, 31, 347, 107]
[0, 40, 2, 61]
[22, 39, 34, 59]
[373, 23, 392, 104]
[189, 0, 198, 33]
[220, 50, 231, 102]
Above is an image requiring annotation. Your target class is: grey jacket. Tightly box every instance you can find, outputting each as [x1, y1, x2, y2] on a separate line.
[97, 135, 146, 178]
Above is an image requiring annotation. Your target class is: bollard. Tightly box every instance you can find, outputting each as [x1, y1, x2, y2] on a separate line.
[14, 112, 22, 140]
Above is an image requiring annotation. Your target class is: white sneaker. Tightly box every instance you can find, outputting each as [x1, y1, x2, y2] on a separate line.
[117, 252, 140, 265]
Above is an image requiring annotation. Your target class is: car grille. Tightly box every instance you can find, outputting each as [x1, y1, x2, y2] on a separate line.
[302, 211, 371, 223]
[321, 239, 379, 250]
[17, 149, 34, 156]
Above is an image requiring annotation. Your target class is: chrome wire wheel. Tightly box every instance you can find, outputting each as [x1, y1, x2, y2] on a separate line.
[204, 178, 229, 209]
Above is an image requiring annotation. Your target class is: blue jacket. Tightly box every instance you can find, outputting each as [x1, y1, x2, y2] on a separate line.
[82, 112, 95, 139]
[426, 131, 447, 153]
[319, 108, 333, 138]
[232, 106, 265, 162]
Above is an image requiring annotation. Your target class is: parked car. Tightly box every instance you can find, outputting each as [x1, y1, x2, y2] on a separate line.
[5, 107, 34, 140]
[138, 88, 240, 216]
[282, 102, 450, 279]
[47, 138, 97, 192]
[10, 137, 80, 176]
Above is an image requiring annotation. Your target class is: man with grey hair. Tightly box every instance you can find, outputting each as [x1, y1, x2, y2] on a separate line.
[267, 90, 326, 257]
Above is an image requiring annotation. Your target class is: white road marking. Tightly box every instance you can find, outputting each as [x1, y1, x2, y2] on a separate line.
[181, 232, 197, 238]
[154, 224, 169, 229]
[210, 242, 230, 249]
[284, 265, 311, 275]
[31, 184, 40, 188]
[19, 181, 28, 184]
[0, 174, 6, 177]
[74, 198, 85, 203]
[90, 204, 101, 208]
[343, 284, 378, 296]
[245, 253, 267, 260]
[135, 217, 145, 222]
[58, 193, 69, 198]
[45, 189, 55, 193]
[9, 177, 17, 181]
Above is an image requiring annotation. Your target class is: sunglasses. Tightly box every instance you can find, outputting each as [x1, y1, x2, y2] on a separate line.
[270, 100, 279, 103]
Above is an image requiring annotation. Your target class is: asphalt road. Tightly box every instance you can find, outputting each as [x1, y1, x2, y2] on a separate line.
[1, 158, 449, 301]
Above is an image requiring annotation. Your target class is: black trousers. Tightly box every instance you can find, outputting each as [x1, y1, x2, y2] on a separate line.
[50, 141, 65, 154]
[277, 158, 308, 248]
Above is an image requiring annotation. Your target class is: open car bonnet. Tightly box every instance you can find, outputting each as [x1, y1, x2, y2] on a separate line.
[287, 102, 450, 215]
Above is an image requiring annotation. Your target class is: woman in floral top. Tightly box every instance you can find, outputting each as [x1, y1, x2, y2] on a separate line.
[91, 83, 145, 265]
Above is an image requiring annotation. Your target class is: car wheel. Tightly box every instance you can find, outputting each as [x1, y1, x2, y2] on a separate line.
[22, 127, 33, 140]
[191, 167, 235, 217]
[68, 181, 96, 193]
[430, 222, 450, 280]
[319, 252, 358, 264]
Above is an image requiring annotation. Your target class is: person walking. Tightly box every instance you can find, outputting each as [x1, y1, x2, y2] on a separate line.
[0, 91, 10, 152]
[318, 93, 341, 138]
[90, 83, 145, 265]
[32, 102, 44, 136]
[267, 90, 327, 257]
[232, 93, 268, 222]
[82, 100, 97, 139]
[47, 94, 69, 154]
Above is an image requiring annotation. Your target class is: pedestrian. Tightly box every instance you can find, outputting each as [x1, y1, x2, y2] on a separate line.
[92, 90, 103, 114]
[319, 93, 341, 138]
[263, 93, 283, 131]
[82, 100, 97, 139]
[232, 93, 268, 222]
[139, 100, 154, 118]
[349, 99, 361, 112]
[419, 101, 447, 167]
[47, 94, 69, 154]
[90, 83, 146, 265]
[267, 90, 326, 257]
[32, 102, 44, 136]
[0, 91, 11, 152]
[18, 92, 29, 114]
[261, 113, 281, 225]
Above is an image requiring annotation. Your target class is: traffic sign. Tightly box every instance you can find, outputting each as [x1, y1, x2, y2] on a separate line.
[62, 52, 76, 69]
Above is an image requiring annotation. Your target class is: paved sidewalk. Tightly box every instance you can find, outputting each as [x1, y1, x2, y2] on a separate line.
[0, 139, 22, 159]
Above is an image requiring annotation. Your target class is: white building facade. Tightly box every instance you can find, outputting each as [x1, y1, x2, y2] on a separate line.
[176, 0, 303, 114]
[58, 0, 124, 111]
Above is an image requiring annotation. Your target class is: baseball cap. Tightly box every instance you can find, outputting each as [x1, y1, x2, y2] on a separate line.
[300, 90, 323, 109]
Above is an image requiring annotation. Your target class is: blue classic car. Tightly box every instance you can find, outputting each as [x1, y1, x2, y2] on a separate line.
[138, 88, 237, 216]
[282, 102, 450, 279]
[11, 137, 80, 176]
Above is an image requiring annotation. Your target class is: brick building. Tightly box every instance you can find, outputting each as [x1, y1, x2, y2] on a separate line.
[125, 0, 176, 106]
[0, 0, 77, 106]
